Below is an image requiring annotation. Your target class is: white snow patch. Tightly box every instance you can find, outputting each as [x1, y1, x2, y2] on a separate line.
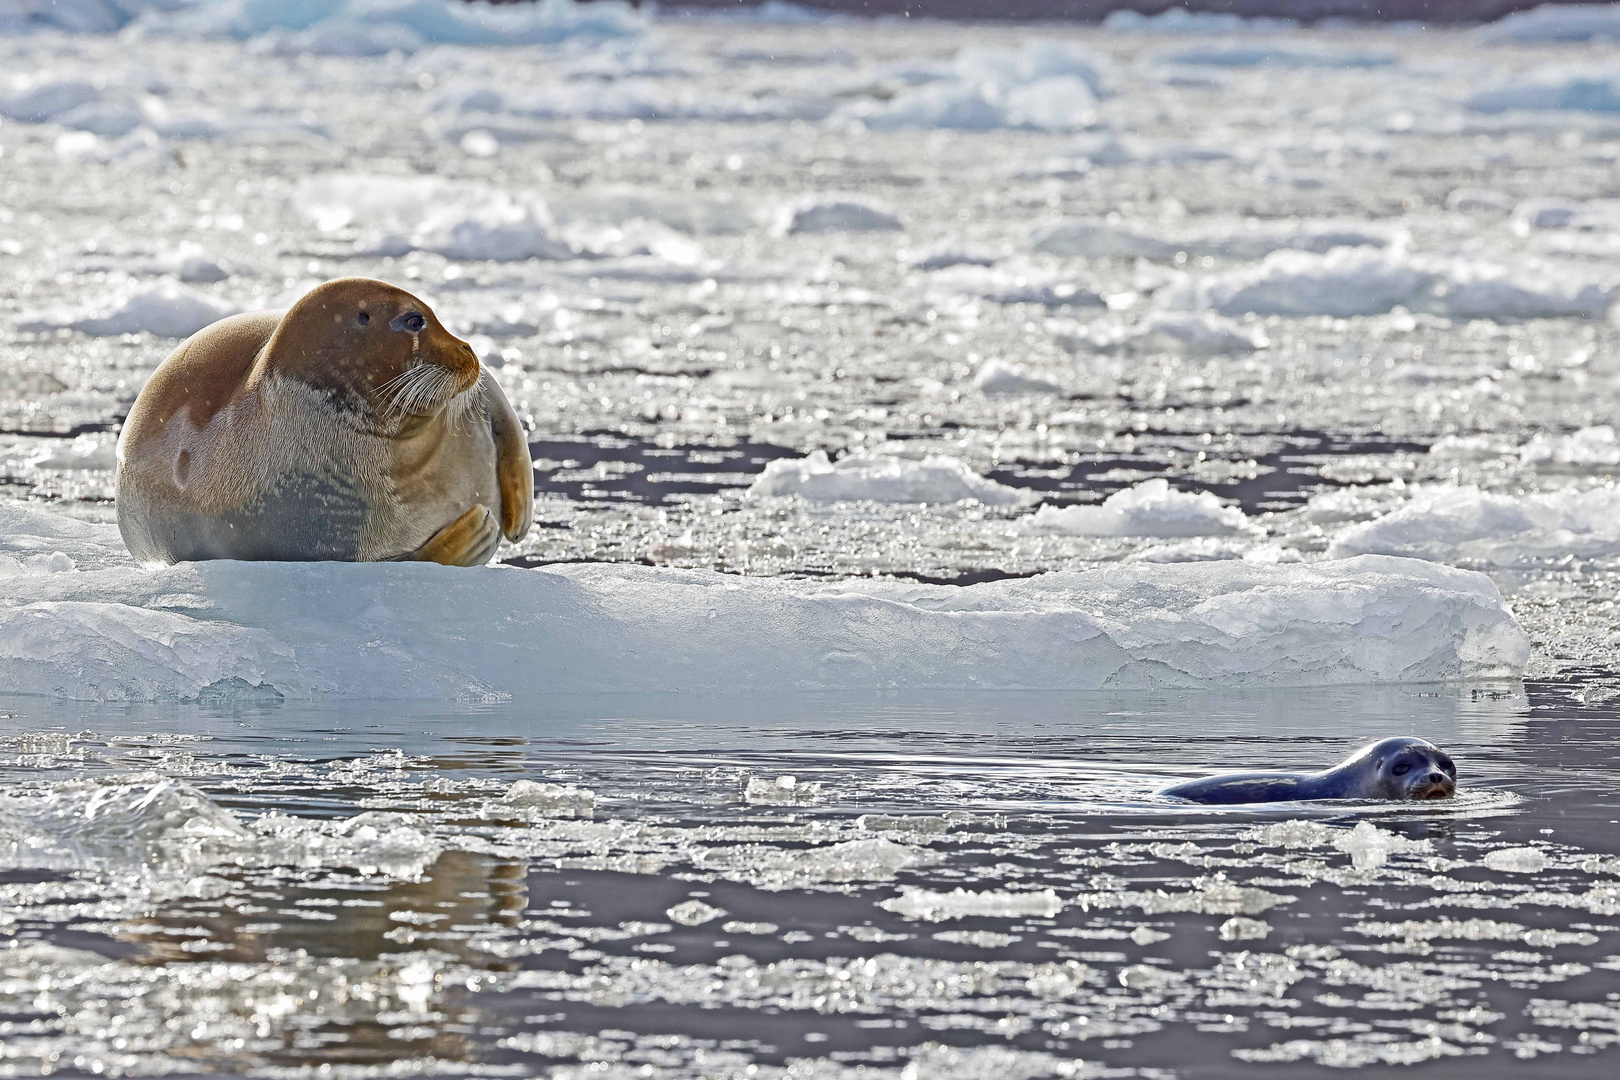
[746, 449, 1028, 506]
[1328, 484, 1620, 565]
[17, 282, 239, 337]
[1483, 847, 1551, 873]
[1017, 480, 1252, 538]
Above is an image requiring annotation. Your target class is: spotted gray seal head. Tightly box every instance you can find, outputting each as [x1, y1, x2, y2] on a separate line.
[1157, 736, 1457, 805]
[115, 277, 533, 566]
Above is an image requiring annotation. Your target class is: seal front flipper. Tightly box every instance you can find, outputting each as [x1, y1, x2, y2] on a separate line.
[407, 504, 500, 567]
[482, 370, 533, 543]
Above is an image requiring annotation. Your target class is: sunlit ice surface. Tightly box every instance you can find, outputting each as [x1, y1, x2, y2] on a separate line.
[8, 0, 1620, 1075]
[3, 685, 1620, 1078]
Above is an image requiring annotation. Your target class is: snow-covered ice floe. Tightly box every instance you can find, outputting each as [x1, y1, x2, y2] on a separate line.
[1467, 63, 1620, 114]
[294, 174, 572, 261]
[1475, 3, 1620, 44]
[746, 449, 1028, 505]
[0, 508, 1528, 700]
[1328, 485, 1620, 566]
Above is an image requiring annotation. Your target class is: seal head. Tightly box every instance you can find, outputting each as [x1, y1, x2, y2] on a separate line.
[1157, 736, 1457, 804]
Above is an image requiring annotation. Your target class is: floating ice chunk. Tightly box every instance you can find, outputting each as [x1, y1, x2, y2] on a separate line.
[0, 773, 249, 873]
[55, 98, 144, 137]
[293, 174, 570, 260]
[412, 192, 571, 261]
[1130, 926, 1170, 945]
[1439, 263, 1612, 320]
[0, 77, 101, 123]
[1104, 8, 1296, 33]
[747, 449, 1028, 506]
[744, 774, 820, 805]
[1520, 425, 1620, 466]
[248, 19, 425, 56]
[972, 359, 1062, 396]
[1018, 480, 1252, 538]
[1484, 847, 1551, 873]
[1468, 63, 1620, 113]
[23, 433, 116, 471]
[1125, 312, 1266, 356]
[1129, 537, 1299, 564]
[0, 505, 1532, 697]
[955, 40, 1108, 98]
[1219, 917, 1271, 941]
[131, 0, 645, 46]
[929, 263, 1103, 307]
[1161, 247, 1433, 318]
[667, 899, 726, 926]
[881, 885, 1063, 922]
[1335, 821, 1429, 871]
[1447, 187, 1513, 212]
[254, 809, 443, 880]
[1078, 875, 1290, 915]
[776, 196, 902, 235]
[1245, 819, 1340, 849]
[1154, 42, 1397, 68]
[1032, 221, 1176, 260]
[699, 837, 938, 890]
[1327, 484, 1620, 565]
[500, 780, 595, 819]
[1477, 4, 1620, 44]
[17, 282, 239, 337]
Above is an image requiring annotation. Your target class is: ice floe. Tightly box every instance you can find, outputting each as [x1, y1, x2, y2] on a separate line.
[840, 40, 1104, 132]
[1017, 480, 1253, 538]
[1468, 63, 1620, 114]
[1031, 219, 1385, 262]
[775, 196, 902, 235]
[128, 0, 645, 49]
[0, 502, 1530, 700]
[1159, 248, 1613, 320]
[1520, 425, 1620, 466]
[294, 174, 571, 260]
[746, 449, 1028, 505]
[1152, 42, 1397, 69]
[16, 282, 239, 337]
[972, 359, 1062, 396]
[1328, 485, 1620, 566]
[1476, 4, 1620, 44]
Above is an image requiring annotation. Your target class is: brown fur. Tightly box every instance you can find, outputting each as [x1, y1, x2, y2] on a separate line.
[116, 278, 533, 566]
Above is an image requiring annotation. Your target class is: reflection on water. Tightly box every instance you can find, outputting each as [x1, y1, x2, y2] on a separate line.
[3, 684, 1620, 1078]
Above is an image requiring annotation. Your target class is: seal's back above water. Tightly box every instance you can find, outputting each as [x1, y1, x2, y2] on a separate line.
[116, 277, 533, 566]
[1158, 736, 1457, 804]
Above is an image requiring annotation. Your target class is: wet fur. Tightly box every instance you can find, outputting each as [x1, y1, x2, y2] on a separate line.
[116, 279, 532, 565]
[1158, 737, 1457, 804]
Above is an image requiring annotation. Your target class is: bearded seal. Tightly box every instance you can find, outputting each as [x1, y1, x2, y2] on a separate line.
[115, 277, 533, 566]
[1158, 737, 1456, 804]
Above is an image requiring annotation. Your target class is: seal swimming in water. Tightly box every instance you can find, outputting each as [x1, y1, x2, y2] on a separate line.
[116, 277, 533, 566]
[1158, 737, 1456, 804]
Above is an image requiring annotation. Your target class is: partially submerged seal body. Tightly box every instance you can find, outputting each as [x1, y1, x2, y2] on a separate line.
[1159, 737, 1457, 804]
[116, 278, 533, 566]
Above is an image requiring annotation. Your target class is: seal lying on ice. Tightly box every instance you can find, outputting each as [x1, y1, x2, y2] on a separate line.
[1159, 737, 1457, 804]
[116, 277, 533, 566]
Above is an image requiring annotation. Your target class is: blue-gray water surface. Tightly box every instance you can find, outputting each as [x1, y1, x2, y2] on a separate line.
[4, 683, 1618, 1078]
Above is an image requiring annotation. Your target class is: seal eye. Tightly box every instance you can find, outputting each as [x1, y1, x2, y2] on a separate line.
[1392, 761, 1411, 775]
[358, 312, 370, 326]
[392, 311, 426, 333]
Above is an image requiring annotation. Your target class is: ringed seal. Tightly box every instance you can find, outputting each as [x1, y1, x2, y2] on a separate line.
[115, 277, 533, 566]
[1158, 737, 1456, 804]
